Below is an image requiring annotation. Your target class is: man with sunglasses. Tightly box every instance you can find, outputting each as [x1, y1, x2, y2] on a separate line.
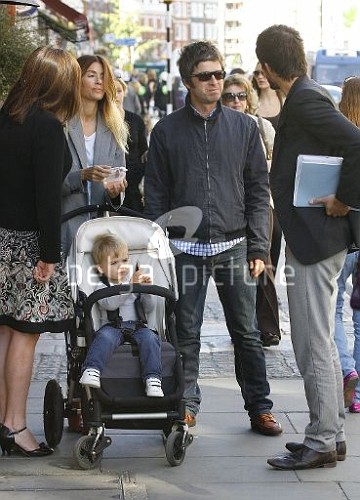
[256, 25, 360, 470]
[145, 41, 281, 436]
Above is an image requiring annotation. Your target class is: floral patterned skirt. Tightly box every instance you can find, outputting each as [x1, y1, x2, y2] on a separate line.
[0, 227, 75, 333]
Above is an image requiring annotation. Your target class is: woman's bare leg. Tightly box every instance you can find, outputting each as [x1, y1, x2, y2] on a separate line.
[2, 328, 40, 450]
[0, 326, 12, 422]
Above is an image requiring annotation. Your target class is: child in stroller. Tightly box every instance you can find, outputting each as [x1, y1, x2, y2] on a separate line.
[43, 213, 193, 469]
[79, 233, 164, 397]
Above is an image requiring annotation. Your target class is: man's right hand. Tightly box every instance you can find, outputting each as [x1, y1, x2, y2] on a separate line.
[310, 194, 350, 217]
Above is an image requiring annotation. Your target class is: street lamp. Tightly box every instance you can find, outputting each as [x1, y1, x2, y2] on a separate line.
[161, 0, 173, 114]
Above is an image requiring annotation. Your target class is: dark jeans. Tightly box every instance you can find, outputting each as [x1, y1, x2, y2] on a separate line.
[175, 240, 273, 418]
[84, 320, 162, 381]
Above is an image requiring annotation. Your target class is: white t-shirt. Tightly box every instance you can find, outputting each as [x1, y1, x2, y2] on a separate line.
[84, 132, 96, 203]
[84, 132, 96, 166]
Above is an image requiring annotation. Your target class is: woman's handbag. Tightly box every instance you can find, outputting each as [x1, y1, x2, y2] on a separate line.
[350, 253, 360, 310]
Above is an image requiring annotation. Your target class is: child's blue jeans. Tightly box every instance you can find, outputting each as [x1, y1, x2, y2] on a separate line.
[84, 320, 162, 381]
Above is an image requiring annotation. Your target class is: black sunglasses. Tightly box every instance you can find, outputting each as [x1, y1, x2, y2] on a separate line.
[222, 92, 247, 102]
[191, 70, 226, 82]
[253, 70, 265, 77]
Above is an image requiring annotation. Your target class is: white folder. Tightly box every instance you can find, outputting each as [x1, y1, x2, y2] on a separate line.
[293, 155, 343, 207]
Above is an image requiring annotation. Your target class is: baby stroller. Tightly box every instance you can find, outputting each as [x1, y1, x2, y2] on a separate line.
[43, 207, 193, 468]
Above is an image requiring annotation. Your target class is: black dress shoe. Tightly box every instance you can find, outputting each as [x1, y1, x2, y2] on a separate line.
[267, 445, 337, 470]
[285, 441, 346, 461]
[0, 426, 53, 457]
[260, 332, 280, 347]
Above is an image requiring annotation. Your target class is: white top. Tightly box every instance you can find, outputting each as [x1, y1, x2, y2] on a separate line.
[84, 132, 96, 166]
[84, 132, 96, 203]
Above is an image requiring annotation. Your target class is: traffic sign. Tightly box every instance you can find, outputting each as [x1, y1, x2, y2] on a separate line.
[114, 38, 136, 46]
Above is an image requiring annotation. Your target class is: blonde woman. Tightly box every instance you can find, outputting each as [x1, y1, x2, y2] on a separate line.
[222, 73, 274, 163]
[224, 73, 283, 273]
[62, 55, 128, 257]
[222, 73, 281, 347]
[115, 77, 148, 212]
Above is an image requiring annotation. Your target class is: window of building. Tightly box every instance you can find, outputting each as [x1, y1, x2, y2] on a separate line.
[191, 22, 205, 39]
[205, 22, 217, 40]
[191, 2, 204, 18]
[204, 2, 217, 19]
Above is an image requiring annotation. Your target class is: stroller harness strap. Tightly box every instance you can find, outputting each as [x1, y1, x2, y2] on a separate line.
[98, 274, 148, 332]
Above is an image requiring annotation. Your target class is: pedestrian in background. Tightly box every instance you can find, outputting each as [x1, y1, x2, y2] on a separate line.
[0, 46, 81, 457]
[61, 55, 128, 257]
[252, 62, 284, 278]
[145, 41, 282, 436]
[115, 77, 148, 212]
[256, 24, 360, 470]
[222, 73, 281, 348]
[252, 61, 284, 130]
[334, 76, 360, 414]
[123, 80, 142, 116]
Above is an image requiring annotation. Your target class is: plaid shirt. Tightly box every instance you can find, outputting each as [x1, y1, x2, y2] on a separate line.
[171, 237, 245, 257]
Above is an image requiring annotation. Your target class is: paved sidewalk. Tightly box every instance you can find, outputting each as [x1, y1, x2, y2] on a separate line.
[1, 377, 359, 500]
[1, 261, 359, 499]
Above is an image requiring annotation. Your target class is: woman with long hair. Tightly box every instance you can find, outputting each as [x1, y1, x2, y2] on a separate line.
[252, 61, 285, 129]
[222, 73, 281, 347]
[251, 63, 284, 280]
[62, 54, 128, 257]
[115, 77, 148, 212]
[0, 46, 81, 456]
[334, 76, 360, 413]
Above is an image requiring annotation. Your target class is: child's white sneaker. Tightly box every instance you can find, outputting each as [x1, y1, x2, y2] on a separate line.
[79, 368, 101, 388]
[145, 378, 164, 397]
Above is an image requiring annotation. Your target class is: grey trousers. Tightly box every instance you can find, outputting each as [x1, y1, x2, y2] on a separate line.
[285, 245, 347, 452]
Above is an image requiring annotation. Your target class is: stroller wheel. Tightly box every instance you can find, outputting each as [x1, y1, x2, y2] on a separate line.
[73, 435, 103, 470]
[162, 422, 175, 442]
[165, 430, 186, 466]
[43, 379, 64, 448]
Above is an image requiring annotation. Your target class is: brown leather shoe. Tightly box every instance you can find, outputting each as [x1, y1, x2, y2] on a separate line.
[250, 413, 282, 436]
[184, 413, 196, 428]
[268, 445, 337, 470]
[285, 441, 346, 461]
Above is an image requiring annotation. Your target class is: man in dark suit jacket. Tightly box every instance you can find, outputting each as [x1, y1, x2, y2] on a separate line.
[256, 25, 360, 470]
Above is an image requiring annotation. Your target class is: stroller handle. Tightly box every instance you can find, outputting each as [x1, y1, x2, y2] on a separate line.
[61, 203, 145, 223]
[83, 283, 177, 319]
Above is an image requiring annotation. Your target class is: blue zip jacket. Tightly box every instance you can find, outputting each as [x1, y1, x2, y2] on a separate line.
[144, 97, 270, 262]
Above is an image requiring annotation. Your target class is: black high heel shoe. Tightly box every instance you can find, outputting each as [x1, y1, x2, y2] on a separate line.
[0, 425, 53, 457]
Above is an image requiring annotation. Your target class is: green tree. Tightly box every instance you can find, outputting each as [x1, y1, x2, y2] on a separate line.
[95, 0, 157, 70]
[343, 6, 357, 29]
[0, 8, 40, 102]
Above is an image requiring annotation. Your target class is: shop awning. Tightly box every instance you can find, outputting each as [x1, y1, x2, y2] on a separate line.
[39, 0, 89, 42]
[0, 1, 39, 5]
